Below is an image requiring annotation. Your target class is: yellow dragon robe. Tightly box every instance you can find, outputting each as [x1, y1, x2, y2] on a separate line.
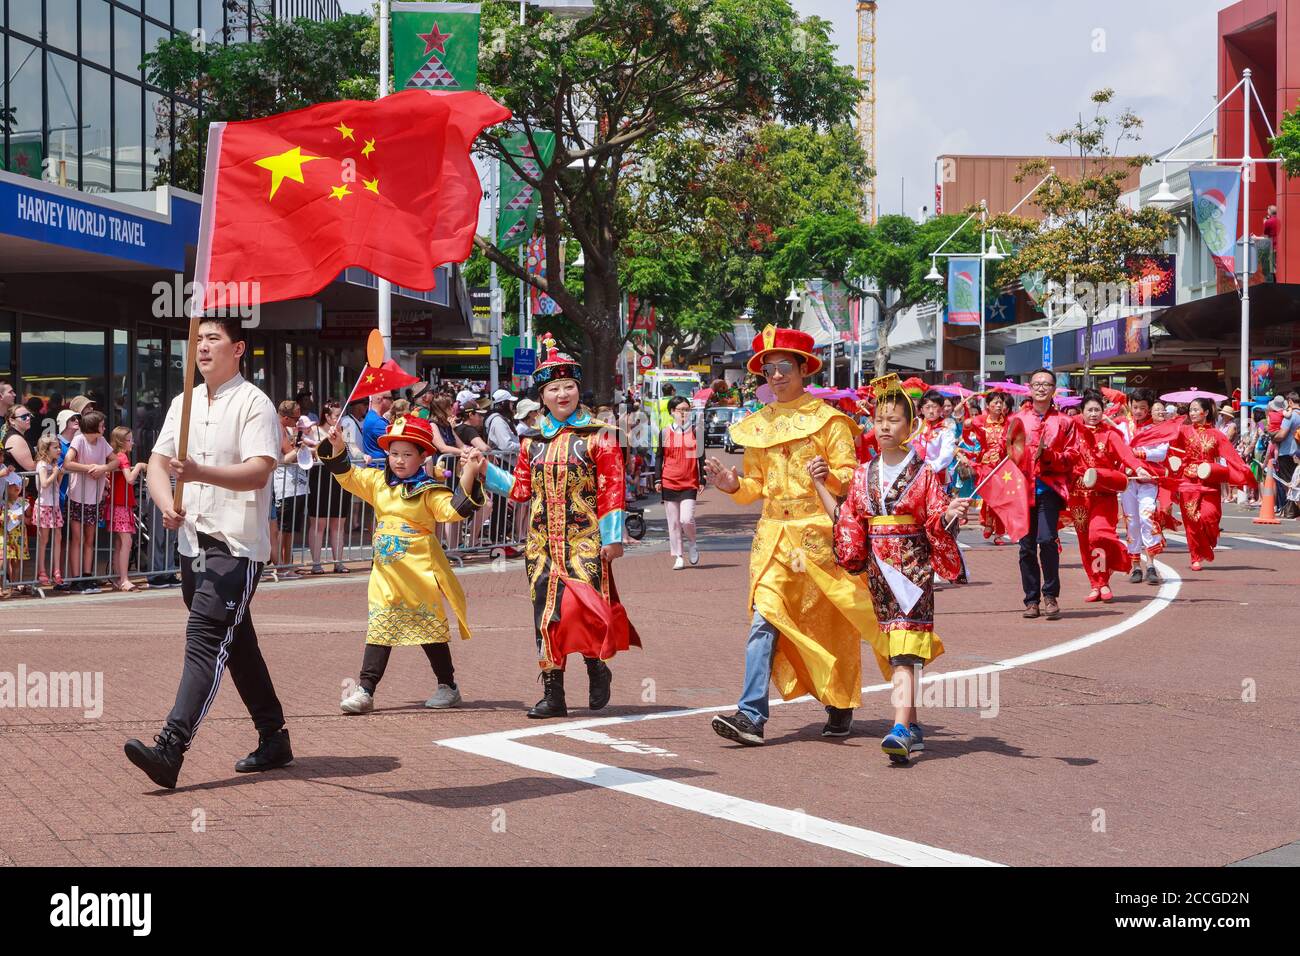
[726, 392, 878, 709]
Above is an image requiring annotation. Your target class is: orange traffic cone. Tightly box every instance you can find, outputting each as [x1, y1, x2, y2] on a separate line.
[1254, 479, 1281, 525]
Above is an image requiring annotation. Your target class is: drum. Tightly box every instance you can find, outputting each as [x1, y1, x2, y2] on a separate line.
[1167, 455, 1183, 474]
[1196, 462, 1231, 484]
[1081, 467, 1128, 493]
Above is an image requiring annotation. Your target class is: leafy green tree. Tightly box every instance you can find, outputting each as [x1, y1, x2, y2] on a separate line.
[990, 89, 1174, 380]
[1269, 104, 1300, 176]
[770, 210, 978, 377]
[475, 0, 862, 400]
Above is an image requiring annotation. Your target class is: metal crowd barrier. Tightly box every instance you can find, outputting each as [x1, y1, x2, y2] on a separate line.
[1, 447, 528, 597]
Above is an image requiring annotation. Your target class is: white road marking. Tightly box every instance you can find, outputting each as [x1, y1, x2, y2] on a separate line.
[436, 562, 1182, 866]
[439, 734, 1002, 867]
[1220, 533, 1300, 551]
[1163, 531, 1232, 550]
[555, 728, 677, 756]
[7, 628, 44, 633]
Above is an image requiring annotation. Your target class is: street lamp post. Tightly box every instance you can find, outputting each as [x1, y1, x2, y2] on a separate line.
[1148, 68, 1281, 436]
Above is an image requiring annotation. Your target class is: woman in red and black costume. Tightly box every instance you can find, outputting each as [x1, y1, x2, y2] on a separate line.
[964, 390, 1018, 544]
[1176, 396, 1256, 572]
[483, 338, 641, 718]
[1065, 390, 1154, 602]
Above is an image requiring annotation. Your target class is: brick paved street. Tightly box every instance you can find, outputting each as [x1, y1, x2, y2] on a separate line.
[2, 464, 1299, 867]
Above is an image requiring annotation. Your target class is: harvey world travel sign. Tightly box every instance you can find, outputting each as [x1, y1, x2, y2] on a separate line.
[0, 170, 197, 271]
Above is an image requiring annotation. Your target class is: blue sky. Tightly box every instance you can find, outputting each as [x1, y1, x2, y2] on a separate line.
[339, 0, 1226, 217]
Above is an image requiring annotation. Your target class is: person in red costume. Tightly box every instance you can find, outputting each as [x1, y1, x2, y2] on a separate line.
[1176, 397, 1256, 572]
[1066, 390, 1153, 603]
[964, 390, 1016, 544]
[482, 338, 641, 718]
[1010, 369, 1076, 620]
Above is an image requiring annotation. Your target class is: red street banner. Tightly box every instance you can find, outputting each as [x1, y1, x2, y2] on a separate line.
[627, 294, 656, 333]
[197, 90, 510, 309]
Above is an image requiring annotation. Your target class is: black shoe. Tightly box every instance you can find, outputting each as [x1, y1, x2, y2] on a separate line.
[234, 728, 293, 773]
[527, 670, 568, 719]
[148, 574, 180, 588]
[711, 711, 764, 746]
[1145, 566, 1160, 585]
[69, 580, 87, 593]
[822, 706, 853, 738]
[124, 729, 185, 790]
[585, 658, 612, 711]
[1128, 567, 1143, 584]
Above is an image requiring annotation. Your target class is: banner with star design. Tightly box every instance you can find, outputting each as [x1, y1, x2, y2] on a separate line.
[393, 2, 481, 92]
[497, 129, 555, 250]
[196, 89, 510, 309]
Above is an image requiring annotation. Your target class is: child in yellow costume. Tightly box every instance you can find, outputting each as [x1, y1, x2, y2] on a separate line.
[705, 326, 878, 746]
[321, 413, 486, 714]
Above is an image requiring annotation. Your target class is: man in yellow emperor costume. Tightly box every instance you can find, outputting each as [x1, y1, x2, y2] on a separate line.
[705, 326, 878, 746]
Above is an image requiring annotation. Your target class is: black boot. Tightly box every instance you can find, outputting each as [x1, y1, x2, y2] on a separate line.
[124, 728, 185, 790]
[527, 669, 568, 719]
[585, 658, 612, 710]
[234, 728, 294, 773]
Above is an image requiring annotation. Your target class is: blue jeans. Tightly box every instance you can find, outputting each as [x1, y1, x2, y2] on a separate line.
[737, 609, 778, 726]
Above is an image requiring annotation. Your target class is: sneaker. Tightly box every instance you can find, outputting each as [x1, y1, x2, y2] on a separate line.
[124, 729, 185, 790]
[908, 722, 925, 752]
[672, 556, 685, 570]
[1129, 567, 1143, 584]
[688, 542, 699, 566]
[1145, 566, 1160, 586]
[711, 712, 764, 746]
[234, 728, 294, 773]
[83, 580, 104, 594]
[881, 723, 915, 764]
[424, 683, 462, 709]
[822, 706, 853, 738]
[340, 686, 374, 715]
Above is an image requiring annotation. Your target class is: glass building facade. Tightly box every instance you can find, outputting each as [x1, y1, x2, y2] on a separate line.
[1, 0, 341, 192]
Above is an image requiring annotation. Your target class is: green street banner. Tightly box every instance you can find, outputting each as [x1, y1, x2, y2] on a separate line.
[393, 2, 481, 92]
[497, 129, 555, 249]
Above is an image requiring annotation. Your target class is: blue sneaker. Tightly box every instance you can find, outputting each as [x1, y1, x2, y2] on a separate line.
[908, 722, 925, 752]
[881, 723, 914, 764]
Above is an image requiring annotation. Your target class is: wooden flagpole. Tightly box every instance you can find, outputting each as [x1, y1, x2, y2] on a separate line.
[175, 121, 226, 511]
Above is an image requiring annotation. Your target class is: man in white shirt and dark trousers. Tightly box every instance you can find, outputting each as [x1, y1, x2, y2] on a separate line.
[124, 317, 291, 790]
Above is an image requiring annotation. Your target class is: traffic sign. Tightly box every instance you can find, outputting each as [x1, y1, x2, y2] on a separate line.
[637, 354, 655, 371]
[1041, 335, 1053, 369]
[513, 348, 536, 376]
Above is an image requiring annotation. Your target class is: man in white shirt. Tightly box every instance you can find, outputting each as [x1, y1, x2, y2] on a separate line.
[124, 318, 291, 790]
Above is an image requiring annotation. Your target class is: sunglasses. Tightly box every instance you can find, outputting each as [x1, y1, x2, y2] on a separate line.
[760, 360, 797, 377]
[14, 413, 32, 421]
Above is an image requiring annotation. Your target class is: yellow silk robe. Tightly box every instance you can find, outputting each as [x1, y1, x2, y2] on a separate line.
[727, 393, 879, 707]
[327, 455, 483, 647]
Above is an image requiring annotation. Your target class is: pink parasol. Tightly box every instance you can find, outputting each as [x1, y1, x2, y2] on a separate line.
[1057, 396, 1082, 407]
[808, 387, 861, 401]
[986, 380, 1031, 396]
[935, 384, 977, 399]
[693, 388, 714, 402]
[755, 383, 776, 404]
[1161, 388, 1227, 403]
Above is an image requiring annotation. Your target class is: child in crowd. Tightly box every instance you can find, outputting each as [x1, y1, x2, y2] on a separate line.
[106, 427, 147, 592]
[810, 376, 970, 764]
[4, 472, 29, 582]
[34, 435, 64, 588]
[322, 413, 487, 714]
[62, 409, 114, 592]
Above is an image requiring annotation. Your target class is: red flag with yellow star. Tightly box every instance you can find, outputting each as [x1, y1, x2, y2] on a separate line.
[197, 89, 510, 309]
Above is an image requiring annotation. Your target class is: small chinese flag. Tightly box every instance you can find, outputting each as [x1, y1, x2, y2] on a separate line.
[347, 360, 421, 405]
[980, 458, 1031, 542]
[199, 90, 510, 309]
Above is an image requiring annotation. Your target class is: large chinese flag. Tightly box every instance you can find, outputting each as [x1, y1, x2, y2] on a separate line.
[198, 89, 510, 309]
[980, 458, 1031, 542]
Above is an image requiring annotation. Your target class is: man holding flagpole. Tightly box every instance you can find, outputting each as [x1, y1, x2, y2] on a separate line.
[124, 317, 290, 790]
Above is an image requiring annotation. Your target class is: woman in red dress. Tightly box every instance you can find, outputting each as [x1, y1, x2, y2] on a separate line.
[964, 391, 1015, 544]
[1176, 397, 1255, 572]
[1066, 390, 1152, 602]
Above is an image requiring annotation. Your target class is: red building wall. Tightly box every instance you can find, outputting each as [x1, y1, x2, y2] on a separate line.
[1218, 0, 1298, 282]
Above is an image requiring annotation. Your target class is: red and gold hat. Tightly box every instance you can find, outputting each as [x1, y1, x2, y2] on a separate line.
[746, 324, 822, 376]
[377, 415, 437, 457]
[533, 335, 582, 388]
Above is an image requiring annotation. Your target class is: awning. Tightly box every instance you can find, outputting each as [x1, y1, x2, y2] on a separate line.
[1159, 283, 1300, 341]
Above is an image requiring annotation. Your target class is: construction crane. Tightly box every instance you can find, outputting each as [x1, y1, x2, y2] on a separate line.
[856, 1, 877, 222]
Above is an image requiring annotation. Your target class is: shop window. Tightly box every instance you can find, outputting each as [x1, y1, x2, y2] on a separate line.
[167, 336, 187, 401]
[46, 52, 80, 188]
[83, 0, 112, 68]
[135, 328, 166, 450]
[18, 319, 108, 421]
[81, 66, 112, 193]
[114, 77, 144, 190]
[5, 38, 42, 179]
[111, 329, 130, 430]
[0, 313, 13, 378]
[47, 0, 80, 55]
